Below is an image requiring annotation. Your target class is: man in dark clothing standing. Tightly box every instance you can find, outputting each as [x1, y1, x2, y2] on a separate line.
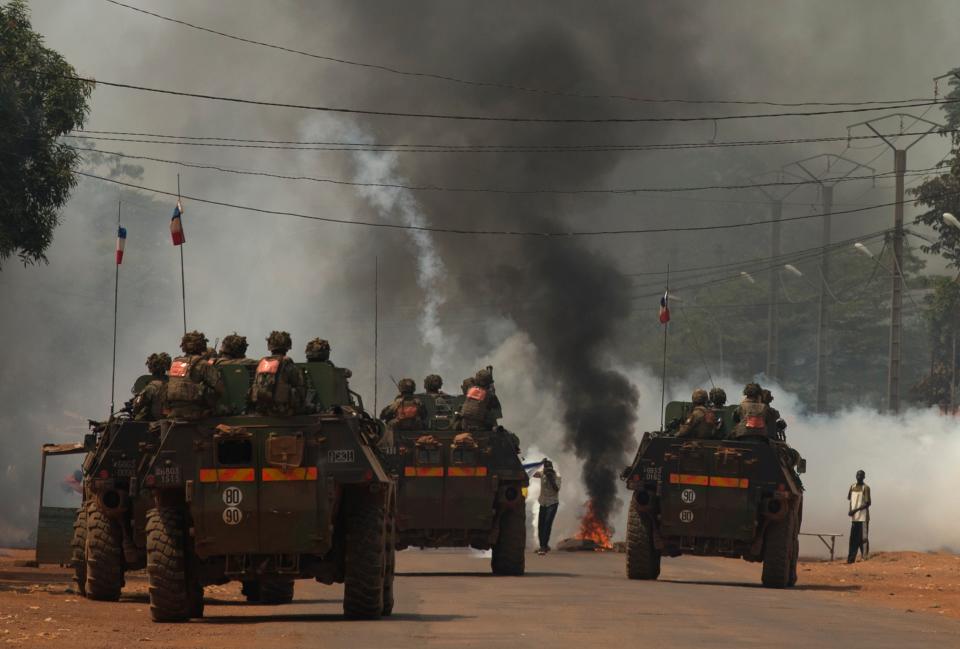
[533, 459, 561, 555]
[847, 469, 871, 563]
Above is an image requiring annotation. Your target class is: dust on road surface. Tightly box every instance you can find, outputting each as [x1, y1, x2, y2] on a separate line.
[2, 548, 958, 649]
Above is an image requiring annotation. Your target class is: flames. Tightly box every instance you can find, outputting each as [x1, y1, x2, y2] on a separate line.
[576, 500, 613, 550]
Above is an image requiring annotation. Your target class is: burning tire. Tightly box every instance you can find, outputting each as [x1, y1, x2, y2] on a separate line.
[70, 507, 87, 597]
[761, 502, 797, 588]
[491, 503, 526, 576]
[342, 491, 388, 619]
[626, 498, 661, 580]
[146, 507, 191, 622]
[84, 503, 124, 601]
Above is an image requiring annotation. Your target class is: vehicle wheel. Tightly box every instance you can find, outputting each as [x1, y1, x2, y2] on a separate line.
[382, 505, 396, 616]
[259, 578, 295, 604]
[145, 507, 190, 622]
[761, 504, 796, 589]
[626, 498, 661, 580]
[85, 504, 124, 601]
[189, 579, 205, 618]
[241, 580, 261, 602]
[491, 504, 526, 576]
[71, 507, 88, 597]
[342, 491, 387, 619]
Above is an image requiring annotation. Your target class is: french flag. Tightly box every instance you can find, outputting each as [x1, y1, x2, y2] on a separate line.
[170, 200, 185, 246]
[658, 291, 670, 324]
[115, 226, 127, 265]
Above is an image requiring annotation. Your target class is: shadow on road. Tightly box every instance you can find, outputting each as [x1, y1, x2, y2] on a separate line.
[397, 571, 577, 578]
[197, 612, 470, 624]
[205, 598, 341, 606]
[660, 578, 860, 592]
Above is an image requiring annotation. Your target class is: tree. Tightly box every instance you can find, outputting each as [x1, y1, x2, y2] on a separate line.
[0, 0, 93, 267]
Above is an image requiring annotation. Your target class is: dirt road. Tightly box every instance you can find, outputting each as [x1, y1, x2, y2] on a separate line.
[3, 549, 959, 649]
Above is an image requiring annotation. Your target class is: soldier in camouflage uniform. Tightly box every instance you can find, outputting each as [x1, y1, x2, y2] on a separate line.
[304, 338, 332, 364]
[761, 389, 786, 440]
[380, 378, 427, 429]
[423, 374, 445, 396]
[460, 376, 475, 395]
[165, 331, 224, 419]
[216, 333, 253, 365]
[250, 331, 305, 416]
[457, 368, 502, 431]
[132, 352, 171, 421]
[676, 388, 716, 439]
[709, 387, 728, 438]
[732, 383, 768, 439]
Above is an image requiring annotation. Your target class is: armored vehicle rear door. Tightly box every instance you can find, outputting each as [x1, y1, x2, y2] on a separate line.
[397, 435, 445, 531]
[301, 363, 349, 410]
[441, 433, 495, 531]
[660, 442, 756, 541]
[36, 443, 86, 564]
[218, 365, 253, 413]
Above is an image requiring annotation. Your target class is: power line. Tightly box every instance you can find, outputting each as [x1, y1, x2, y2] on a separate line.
[54, 71, 959, 124]
[101, 0, 941, 109]
[73, 170, 960, 237]
[68, 127, 960, 154]
[67, 145, 940, 195]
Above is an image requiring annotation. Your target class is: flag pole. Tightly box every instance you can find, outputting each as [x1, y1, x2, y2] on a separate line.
[374, 255, 379, 413]
[659, 265, 669, 431]
[177, 174, 186, 334]
[110, 200, 121, 418]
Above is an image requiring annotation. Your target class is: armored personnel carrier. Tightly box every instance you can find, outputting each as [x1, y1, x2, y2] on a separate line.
[381, 388, 528, 576]
[621, 399, 805, 588]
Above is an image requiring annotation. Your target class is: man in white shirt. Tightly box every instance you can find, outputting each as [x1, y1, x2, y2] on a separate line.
[533, 459, 561, 555]
[847, 469, 871, 563]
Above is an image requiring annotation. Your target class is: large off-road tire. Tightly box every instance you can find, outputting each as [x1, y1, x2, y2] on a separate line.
[626, 498, 661, 580]
[382, 506, 396, 617]
[241, 580, 261, 602]
[491, 504, 526, 576]
[84, 504, 124, 601]
[145, 507, 190, 622]
[70, 507, 87, 597]
[259, 578, 295, 605]
[761, 504, 797, 589]
[342, 492, 388, 620]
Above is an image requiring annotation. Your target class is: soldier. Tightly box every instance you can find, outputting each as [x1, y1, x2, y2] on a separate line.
[132, 352, 171, 421]
[761, 389, 787, 440]
[423, 374, 445, 396]
[460, 376, 475, 395]
[708, 387, 728, 438]
[676, 389, 716, 438]
[216, 333, 252, 365]
[165, 331, 224, 419]
[458, 368, 502, 431]
[250, 331, 305, 416]
[732, 383, 768, 439]
[379, 378, 427, 429]
[304, 338, 332, 364]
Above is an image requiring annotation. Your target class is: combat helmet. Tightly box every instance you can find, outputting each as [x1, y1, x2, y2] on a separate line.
[475, 368, 493, 388]
[266, 330, 292, 354]
[220, 333, 248, 359]
[461, 377, 475, 395]
[398, 378, 416, 395]
[691, 388, 709, 406]
[424, 374, 443, 393]
[146, 352, 172, 376]
[743, 382, 762, 399]
[761, 389, 774, 404]
[180, 330, 208, 355]
[305, 338, 331, 362]
[709, 387, 727, 407]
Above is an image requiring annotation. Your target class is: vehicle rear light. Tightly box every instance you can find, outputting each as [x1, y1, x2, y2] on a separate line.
[144, 474, 156, 487]
[99, 469, 109, 478]
[363, 469, 373, 482]
[777, 483, 786, 492]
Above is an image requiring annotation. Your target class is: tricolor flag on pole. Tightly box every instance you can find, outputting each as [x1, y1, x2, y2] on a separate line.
[115, 226, 127, 265]
[658, 290, 670, 324]
[170, 200, 185, 246]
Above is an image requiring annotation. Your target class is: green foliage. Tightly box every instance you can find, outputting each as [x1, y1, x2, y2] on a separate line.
[0, 0, 93, 267]
[910, 276, 960, 406]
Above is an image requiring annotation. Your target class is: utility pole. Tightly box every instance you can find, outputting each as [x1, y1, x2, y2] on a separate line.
[783, 154, 875, 412]
[847, 114, 941, 413]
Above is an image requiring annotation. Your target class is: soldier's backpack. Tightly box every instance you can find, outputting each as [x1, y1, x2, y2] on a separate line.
[167, 356, 205, 404]
[460, 386, 488, 423]
[735, 401, 768, 437]
[251, 356, 293, 407]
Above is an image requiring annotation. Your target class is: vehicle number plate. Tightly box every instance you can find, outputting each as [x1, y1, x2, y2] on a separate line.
[154, 465, 182, 487]
[328, 449, 355, 464]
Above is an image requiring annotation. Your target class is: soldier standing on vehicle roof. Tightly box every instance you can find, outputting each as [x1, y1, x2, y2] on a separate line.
[133, 352, 171, 421]
[250, 331, 305, 416]
[676, 389, 716, 439]
[458, 368, 502, 430]
[379, 378, 427, 429]
[305, 338, 332, 364]
[216, 333, 253, 365]
[732, 383, 769, 439]
[761, 389, 787, 440]
[847, 470, 871, 563]
[165, 331, 224, 419]
[709, 387, 728, 438]
[423, 374, 445, 396]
